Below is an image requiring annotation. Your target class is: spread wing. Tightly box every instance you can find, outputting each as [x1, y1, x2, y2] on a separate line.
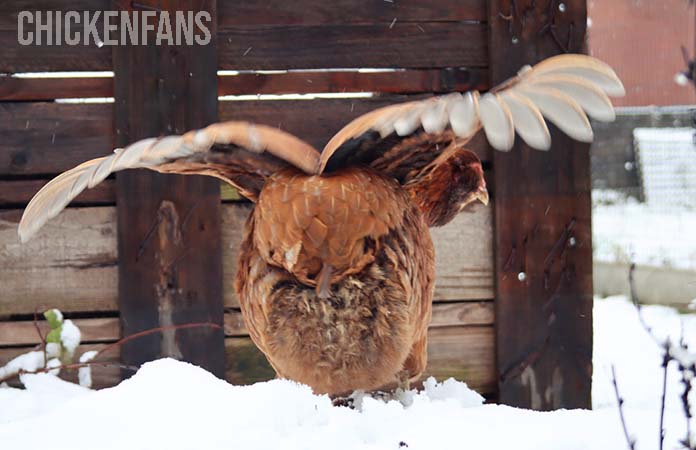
[18, 122, 320, 243]
[318, 54, 623, 226]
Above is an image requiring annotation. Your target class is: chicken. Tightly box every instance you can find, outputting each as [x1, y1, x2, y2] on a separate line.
[17, 55, 623, 395]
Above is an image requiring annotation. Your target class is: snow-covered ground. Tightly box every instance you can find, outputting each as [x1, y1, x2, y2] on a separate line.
[593, 189, 696, 270]
[0, 296, 694, 450]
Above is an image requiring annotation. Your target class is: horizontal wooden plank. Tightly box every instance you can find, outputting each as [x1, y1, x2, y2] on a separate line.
[0, 31, 111, 73]
[0, 207, 118, 316]
[0, 97, 490, 176]
[0, 179, 245, 207]
[219, 97, 490, 161]
[219, 0, 486, 26]
[219, 68, 489, 96]
[0, 76, 114, 101]
[218, 23, 488, 70]
[0, 326, 494, 393]
[0, 318, 118, 346]
[0, 179, 116, 208]
[0, 0, 485, 30]
[0, 202, 493, 315]
[0, 0, 110, 31]
[225, 326, 496, 394]
[0, 103, 113, 176]
[0, 301, 493, 346]
[0, 68, 488, 101]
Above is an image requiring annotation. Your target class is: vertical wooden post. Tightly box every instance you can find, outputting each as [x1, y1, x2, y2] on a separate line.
[489, 0, 593, 409]
[112, 1, 225, 377]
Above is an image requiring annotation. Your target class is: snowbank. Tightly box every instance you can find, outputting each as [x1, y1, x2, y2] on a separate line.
[0, 359, 629, 450]
[0, 297, 693, 450]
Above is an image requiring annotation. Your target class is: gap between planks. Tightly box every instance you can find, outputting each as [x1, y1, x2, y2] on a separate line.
[0, 69, 489, 101]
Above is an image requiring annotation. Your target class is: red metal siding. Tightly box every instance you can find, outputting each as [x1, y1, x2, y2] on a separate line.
[588, 0, 696, 106]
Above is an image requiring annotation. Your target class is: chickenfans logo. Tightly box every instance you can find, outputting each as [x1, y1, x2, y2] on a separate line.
[17, 10, 212, 46]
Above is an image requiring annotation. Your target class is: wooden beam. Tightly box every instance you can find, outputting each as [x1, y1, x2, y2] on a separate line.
[0, 179, 116, 208]
[218, 0, 487, 26]
[218, 68, 489, 96]
[112, 0, 224, 377]
[0, 76, 114, 101]
[0, 103, 113, 176]
[0, 31, 111, 73]
[217, 23, 488, 70]
[489, 0, 593, 410]
[0, 203, 493, 316]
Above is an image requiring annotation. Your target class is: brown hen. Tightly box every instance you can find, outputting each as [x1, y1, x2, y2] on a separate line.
[17, 55, 623, 395]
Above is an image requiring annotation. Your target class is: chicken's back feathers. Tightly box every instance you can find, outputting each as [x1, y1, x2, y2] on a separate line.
[253, 166, 410, 288]
[236, 167, 435, 394]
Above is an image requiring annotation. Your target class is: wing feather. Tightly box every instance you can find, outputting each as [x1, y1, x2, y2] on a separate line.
[19, 122, 320, 243]
[478, 93, 515, 151]
[320, 53, 623, 169]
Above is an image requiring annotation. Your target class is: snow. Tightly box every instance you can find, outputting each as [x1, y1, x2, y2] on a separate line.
[78, 350, 99, 388]
[593, 189, 696, 269]
[60, 319, 81, 357]
[593, 128, 696, 271]
[0, 296, 694, 450]
[593, 296, 696, 448]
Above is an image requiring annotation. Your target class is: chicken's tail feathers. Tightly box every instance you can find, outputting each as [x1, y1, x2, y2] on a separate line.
[18, 122, 320, 243]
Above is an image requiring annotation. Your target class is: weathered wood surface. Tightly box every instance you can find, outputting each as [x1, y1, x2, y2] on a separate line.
[0, 0, 485, 30]
[218, 0, 486, 25]
[0, 0, 110, 30]
[0, 103, 113, 176]
[0, 76, 114, 102]
[219, 98, 491, 161]
[0, 31, 111, 73]
[0, 301, 494, 346]
[0, 69, 488, 101]
[217, 23, 487, 70]
[112, 0, 224, 377]
[0, 203, 493, 316]
[0, 208, 118, 316]
[0, 323, 494, 392]
[0, 179, 116, 208]
[490, 0, 593, 410]
[0, 179, 245, 207]
[0, 318, 119, 346]
[218, 68, 489, 96]
[0, 98, 490, 177]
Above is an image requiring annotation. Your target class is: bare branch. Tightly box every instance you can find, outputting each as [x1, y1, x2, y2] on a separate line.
[612, 365, 636, 450]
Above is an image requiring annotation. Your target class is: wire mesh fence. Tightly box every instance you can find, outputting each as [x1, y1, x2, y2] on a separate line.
[592, 109, 696, 271]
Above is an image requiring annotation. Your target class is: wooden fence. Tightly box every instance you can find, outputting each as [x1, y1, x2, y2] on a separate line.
[0, 0, 591, 410]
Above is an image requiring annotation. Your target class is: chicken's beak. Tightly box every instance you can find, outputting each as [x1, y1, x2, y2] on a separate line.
[474, 186, 489, 206]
